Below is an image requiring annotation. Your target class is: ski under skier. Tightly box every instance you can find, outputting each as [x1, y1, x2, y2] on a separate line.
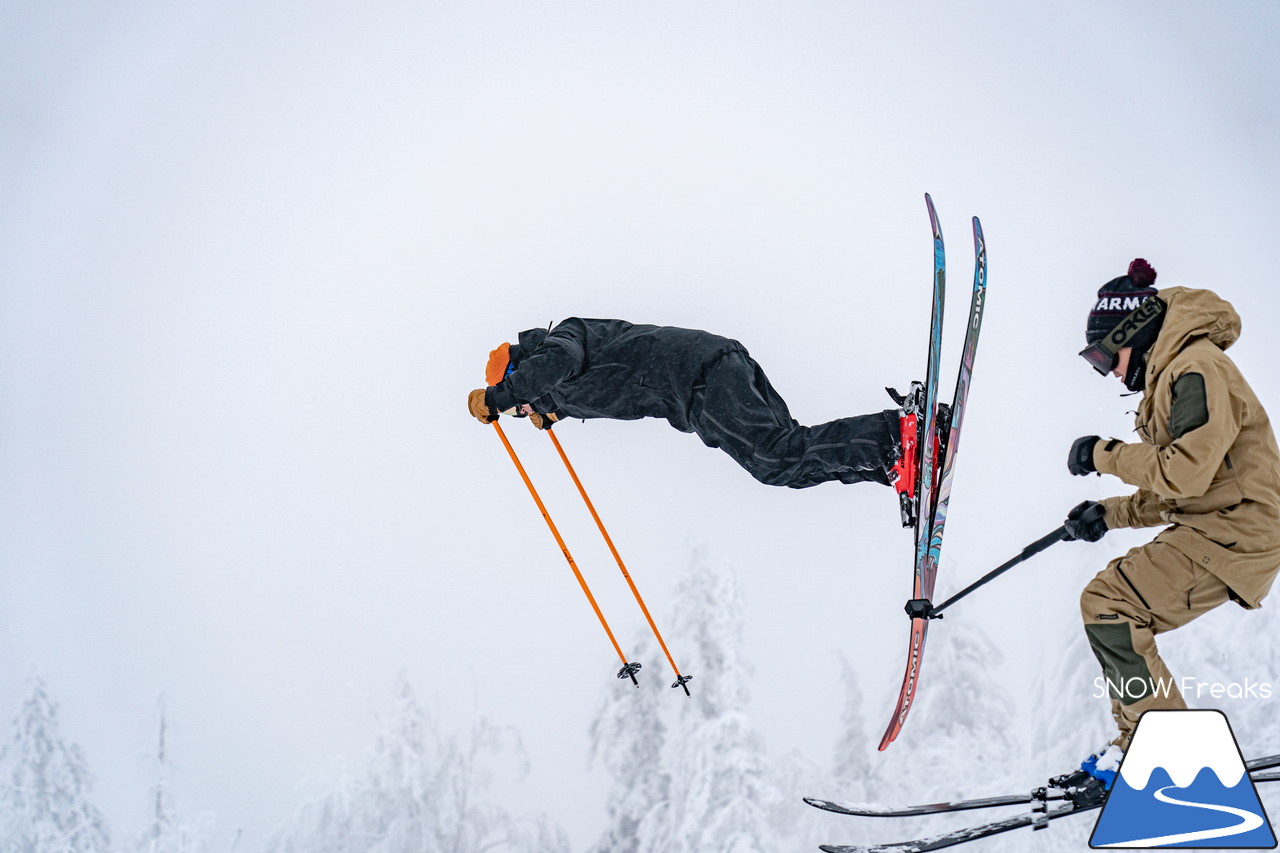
[467, 319, 902, 489]
[1062, 258, 1280, 788]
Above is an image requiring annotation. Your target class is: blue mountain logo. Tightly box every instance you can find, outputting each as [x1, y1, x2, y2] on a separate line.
[1091, 710, 1275, 848]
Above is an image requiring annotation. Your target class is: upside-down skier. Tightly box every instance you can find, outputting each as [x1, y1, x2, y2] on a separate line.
[467, 319, 904, 489]
[1062, 258, 1280, 789]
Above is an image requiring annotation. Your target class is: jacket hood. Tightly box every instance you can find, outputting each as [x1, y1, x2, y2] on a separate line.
[509, 327, 550, 366]
[1145, 287, 1241, 378]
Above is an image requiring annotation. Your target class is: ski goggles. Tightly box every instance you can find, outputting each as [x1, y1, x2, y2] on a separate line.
[1078, 296, 1166, 375]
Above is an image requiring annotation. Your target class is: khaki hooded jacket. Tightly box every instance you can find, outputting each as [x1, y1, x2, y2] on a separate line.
[1094, 286, 1280, 608]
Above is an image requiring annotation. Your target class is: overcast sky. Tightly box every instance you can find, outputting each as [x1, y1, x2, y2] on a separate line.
[3, 0, 1280, 848]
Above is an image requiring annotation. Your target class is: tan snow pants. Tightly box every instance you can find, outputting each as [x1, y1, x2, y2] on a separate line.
[1079, 535, 1234, 748]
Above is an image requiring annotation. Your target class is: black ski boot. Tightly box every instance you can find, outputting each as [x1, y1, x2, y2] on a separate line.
[1044, 768, 1109, 810]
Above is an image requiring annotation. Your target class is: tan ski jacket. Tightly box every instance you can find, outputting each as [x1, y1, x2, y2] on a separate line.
[1095, 287, 1280, 608]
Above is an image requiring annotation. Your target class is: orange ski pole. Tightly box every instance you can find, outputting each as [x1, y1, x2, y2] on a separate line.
[491, 421, 640, 686]
[546, 429, 692, 697]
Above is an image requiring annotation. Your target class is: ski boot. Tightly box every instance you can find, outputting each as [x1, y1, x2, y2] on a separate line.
[886, 383, 923, 527]
[1081, 744, 1125, 790]
[1042, 744, 1124, 810]
[886, 383, 951, 529]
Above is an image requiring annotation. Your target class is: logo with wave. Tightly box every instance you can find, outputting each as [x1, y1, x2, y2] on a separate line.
[1091, 710, 1275, 848]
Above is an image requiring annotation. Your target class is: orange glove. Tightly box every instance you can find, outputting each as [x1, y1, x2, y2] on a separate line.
[468, 389, 497, 424]
[528, 412, 558, 430]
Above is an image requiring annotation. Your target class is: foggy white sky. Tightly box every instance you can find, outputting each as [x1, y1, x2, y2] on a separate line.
[3, 0, 1280, 848]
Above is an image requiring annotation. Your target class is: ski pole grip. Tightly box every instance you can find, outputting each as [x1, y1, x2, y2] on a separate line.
[1027, 526, 1069, 556]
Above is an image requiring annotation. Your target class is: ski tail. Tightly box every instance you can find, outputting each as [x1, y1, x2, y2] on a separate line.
[804, 791, 1042, 819]
[817, 803, 1086, 853]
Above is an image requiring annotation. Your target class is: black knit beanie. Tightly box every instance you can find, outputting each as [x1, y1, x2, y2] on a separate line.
[1085, 259, 1159, 344]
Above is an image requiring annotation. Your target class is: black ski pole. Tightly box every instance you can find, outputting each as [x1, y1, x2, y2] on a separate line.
[927, 526, 1068, 618]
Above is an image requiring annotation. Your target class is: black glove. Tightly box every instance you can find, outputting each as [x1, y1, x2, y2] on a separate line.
[1064, 500, 1108, 542]
[1068, 435, 1101, 476]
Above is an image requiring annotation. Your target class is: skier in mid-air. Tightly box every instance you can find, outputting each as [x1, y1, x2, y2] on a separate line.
[1061, 259, 1280, 788]
[467, 318, 903, 489]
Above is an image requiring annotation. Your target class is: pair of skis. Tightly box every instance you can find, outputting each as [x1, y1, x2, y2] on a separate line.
[806, 753, 1280, 852]
[879, 194, 988, 751]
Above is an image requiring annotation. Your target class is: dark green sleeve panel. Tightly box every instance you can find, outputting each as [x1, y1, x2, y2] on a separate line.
[1170, 373, 1210, 440]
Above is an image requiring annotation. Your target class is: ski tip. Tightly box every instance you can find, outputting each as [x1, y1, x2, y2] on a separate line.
[924, 194, 943, 241]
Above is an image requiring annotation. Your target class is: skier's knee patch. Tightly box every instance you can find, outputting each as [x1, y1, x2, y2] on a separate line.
[1085, 622, 1156, 706]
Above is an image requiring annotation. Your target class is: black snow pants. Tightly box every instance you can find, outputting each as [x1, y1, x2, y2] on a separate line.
[687, 351, 898, 489]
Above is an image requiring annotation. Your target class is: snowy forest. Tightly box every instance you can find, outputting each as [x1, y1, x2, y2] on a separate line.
[6, 541, 1279, 853]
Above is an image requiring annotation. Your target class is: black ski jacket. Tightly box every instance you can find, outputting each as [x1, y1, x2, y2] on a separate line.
[486, 318, 745, 431]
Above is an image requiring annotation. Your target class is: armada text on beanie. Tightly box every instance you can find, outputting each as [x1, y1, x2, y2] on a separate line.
[1086, 258, 1158, 344]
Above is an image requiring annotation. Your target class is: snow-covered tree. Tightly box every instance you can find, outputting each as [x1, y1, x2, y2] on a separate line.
[798, 653, 884, 850]
[1025, 607, 1113, 853]
[586, 631, 670, 853]
[832, 653, 882, 800]
[883, 618, 1028, 852]
[130, 694, 212, 853]
[266, 672, 567, 853]
[1031, 608, 1116, 776]
[895, 619, 1017, 789]
[0, 675, 111, 853]
[639, 542, 789, 853]
[1170, 594, 1280, 754]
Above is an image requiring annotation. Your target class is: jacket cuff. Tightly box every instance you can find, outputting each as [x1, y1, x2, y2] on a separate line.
[1100, 495, 1131, 530]
[488, 385, 518, 413]
[1093, 438, 1124, 475]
